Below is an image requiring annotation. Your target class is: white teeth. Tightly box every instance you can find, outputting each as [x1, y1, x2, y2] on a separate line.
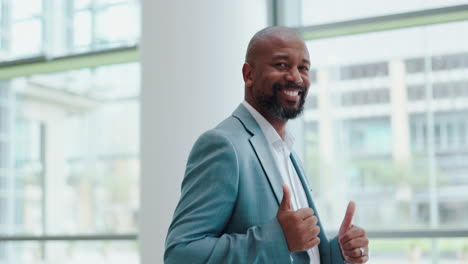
[284, 90, 299, 96]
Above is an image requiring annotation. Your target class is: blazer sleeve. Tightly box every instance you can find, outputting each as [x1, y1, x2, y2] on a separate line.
[329, 236, 346, 264]
[164, 130, 291, 264]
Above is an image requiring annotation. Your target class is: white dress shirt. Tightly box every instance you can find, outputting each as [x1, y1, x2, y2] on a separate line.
[242, 101, 320, 264]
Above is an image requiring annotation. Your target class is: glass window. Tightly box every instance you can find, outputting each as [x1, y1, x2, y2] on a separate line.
[370, 238, 468, 264]
[11, 20, 42, 57]
[0, 141, 7, 168]
[73, 11, 92, 49]
[96, 0, 129, 5]
[69, 0, 139, 53]
[301, 0, 468, 25]
[0, 107, 7, 134]
[95, 4, 138, 46]
[11, 0, 42, 20]
[0, 62, 140, 262]
[0, 241, 139, 264]
[74, 0, 92, 10]
[303, 21, 468, 234]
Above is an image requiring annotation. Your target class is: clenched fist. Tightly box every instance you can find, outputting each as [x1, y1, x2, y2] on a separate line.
[277, 184, 321, 252]
[338, 201, 369, 263]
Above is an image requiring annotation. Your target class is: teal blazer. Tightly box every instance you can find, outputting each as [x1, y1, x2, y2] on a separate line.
[165, 104, 345, 263]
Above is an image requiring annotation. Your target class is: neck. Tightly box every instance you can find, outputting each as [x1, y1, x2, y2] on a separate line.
[268, 118, 288, 140]
[245, 98, 288, 139]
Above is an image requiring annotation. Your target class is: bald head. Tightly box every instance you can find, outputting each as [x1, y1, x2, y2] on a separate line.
[245, 26, 304, 65]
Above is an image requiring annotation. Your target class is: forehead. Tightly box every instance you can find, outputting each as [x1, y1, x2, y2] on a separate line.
[257, 34, 309, 61]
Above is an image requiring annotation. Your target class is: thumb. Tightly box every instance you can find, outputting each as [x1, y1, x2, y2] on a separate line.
[339, 201, 355, 236]
[278, 184, 292, 211]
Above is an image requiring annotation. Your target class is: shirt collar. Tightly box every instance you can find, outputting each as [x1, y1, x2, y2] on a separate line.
[242, 101, 295, 152]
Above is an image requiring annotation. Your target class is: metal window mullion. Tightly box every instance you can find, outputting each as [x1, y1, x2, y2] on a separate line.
[422, 27, 441, 264]
[40, 122, 46, 260]
[41, 0, 49, 57]
[91, 0, 98, 50]
[65, 0, 74, 52]
[6, 80, 15, 261]
[298, 4, 468, 40]
[0, 0, 4, 48]
[422, 31, 439, 230]
[2, 0, 12, 53]
[0, 234, 138, 241]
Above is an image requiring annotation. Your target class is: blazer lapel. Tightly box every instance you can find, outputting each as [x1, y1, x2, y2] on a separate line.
[290, 152, 313, 204]
[290, 152, 331, 257]
[232, 104, 283, 205]
[249, 135, 283, 205]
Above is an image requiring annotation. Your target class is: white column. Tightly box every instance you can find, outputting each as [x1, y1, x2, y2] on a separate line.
[140, 1, 268, 263]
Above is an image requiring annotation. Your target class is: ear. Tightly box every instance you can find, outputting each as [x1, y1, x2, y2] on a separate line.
[242, 63, 254, 88]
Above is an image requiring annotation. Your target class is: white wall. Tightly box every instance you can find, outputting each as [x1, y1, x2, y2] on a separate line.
[140, 1, 268, 263]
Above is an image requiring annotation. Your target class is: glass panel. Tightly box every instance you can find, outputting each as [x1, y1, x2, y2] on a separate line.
[96, 0, 130, 6]
[371, 238, 468, 264]
[45, 241, 139, 264]
[11, 20, 42, 57]
[0, 241, 138, 264]
[95, 4, 138, 47]
[0, 107, 7, 134]
[27, 63, 140, 100]
[73, 11, 92, 49]
[0, 141, 7, 168]
[74, 0, 92, 10]
[10, 63, 140, 234]
[91, 63, 140, 99]
[303, 21, 468, 231]
[0, 242, 42, 264]
[15, 119, 43, 234]
[301, 0, 468, 25]
[12, 0, 42, 20]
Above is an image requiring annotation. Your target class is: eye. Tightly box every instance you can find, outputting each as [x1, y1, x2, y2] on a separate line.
[299, 66, 309, 72]
[275, 62, 288, 68]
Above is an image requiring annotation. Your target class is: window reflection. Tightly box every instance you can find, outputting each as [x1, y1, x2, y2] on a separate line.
[12, 0, 42, 20]
[0, 241, 139, 264]
[70, 0, 139, 53]
[95, 5, 138, 46]
[73, 11, 92, 49]
[0, 62, 140, 243]
[74, 0, 91, 10]
[11, 20, 42, 57]
[303, 21, 468, 233]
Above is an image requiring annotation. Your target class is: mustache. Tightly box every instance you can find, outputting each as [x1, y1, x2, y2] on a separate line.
[272, 82, 306, 93]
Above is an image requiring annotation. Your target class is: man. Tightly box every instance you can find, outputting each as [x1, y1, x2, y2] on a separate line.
[165, 26, 369, 264]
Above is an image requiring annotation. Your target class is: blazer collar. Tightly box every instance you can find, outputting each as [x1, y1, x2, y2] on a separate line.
[232, 103, 284, 205]
[232, 103, 260, 136]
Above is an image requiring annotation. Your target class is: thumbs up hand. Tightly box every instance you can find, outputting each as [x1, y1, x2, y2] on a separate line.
[277, 184, 321, 252]
[338, 201, 369, 263]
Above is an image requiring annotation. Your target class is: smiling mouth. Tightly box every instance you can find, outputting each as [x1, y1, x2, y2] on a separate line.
[283, 90, 300, 96]
[280, 88, 303, 100]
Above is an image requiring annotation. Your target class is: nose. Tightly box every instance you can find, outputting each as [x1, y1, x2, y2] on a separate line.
[285, 67, 302, 85]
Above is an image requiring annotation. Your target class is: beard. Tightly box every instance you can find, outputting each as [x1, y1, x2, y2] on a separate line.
[254, 82, 307, 121]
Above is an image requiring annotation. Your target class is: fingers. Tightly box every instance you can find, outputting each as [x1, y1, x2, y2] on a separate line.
[343, 247, 368, 258]
[339, 225, 367, 246]
[279, 184, 291, 211]
[305, 237, 321, 249]
[340, 236, 369, 251]
[342, 246, 369, 263]
[296, 207, 314, 220]
[339, 201, 356, 236]
[303, 215, 318, 227]
[339, 224, 369, 263]
[343, 254, 369, 264]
